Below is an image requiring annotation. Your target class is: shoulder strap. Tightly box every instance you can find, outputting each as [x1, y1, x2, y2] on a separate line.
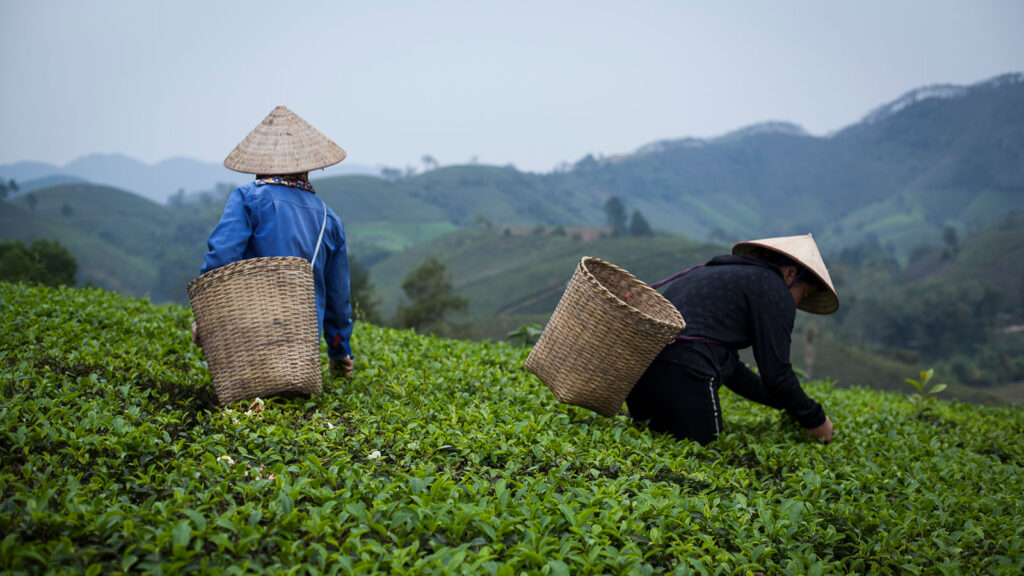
[650, 263, 704, 290]
[310, 200, 328, 268]
[648, 263, 724, 345]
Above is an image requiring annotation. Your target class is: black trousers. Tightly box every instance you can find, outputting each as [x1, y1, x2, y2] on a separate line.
[626, 360, 724, 446]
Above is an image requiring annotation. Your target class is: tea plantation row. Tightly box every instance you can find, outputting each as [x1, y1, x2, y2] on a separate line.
[1, 282, 1022, 574]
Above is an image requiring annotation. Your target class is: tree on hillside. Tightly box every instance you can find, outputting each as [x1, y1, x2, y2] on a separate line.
[0, 239, 77, 287]
[474, 213, 492, 229]
[349, 256, 383, 325]
[214, 182, 235, 200]
[942, 225, 959, 257]
[395, 258, 468, 333]
[707, 228, 736, 244]
[859, 280, 1002, 361]
[629, 210, 653, 237]
[575, 154, 598, 171]
[26, 193, 38, 212]
[2, 179, 18, 200]
[421, 155, 438, 171]
[603, 196, 628, 237]
[168, 189, 186, 208]
[155, 248, 198, 304]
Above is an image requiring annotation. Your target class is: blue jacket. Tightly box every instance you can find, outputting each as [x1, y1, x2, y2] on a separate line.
[201, 181, 353, 359]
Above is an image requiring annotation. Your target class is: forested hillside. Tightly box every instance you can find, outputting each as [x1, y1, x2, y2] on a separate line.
[4, 73, 1021, 286]
[2, 282, 1022, 573]
[2, 74, 1022, 398]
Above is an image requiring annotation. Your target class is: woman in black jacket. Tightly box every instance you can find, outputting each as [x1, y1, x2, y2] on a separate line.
[627, 234, 838, 445]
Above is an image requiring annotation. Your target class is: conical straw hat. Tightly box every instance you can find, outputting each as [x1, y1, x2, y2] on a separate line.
[732, 233, 839, 315]
[224, 105, 347, 174]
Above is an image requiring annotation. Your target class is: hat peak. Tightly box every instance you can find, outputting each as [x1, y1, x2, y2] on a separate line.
[223, 105, 346, 174]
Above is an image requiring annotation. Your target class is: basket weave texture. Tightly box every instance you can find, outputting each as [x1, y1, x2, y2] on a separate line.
[525, 257, 686, 417]
[187, 257, 322, 406]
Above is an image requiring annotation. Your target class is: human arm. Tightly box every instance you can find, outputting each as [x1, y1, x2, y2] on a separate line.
[323, 220, 354, 369]
[723, 360, 787, 409]
[749, 290, 828, 430]
[200, 188, 252, 274]
[724, 356, 830, 434]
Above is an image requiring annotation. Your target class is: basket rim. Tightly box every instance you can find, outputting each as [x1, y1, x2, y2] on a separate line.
[187, 256, 313, 294]
[578, 256, 685, 332]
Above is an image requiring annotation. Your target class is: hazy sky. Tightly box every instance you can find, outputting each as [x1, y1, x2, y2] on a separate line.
[2, 0, 1023, 173]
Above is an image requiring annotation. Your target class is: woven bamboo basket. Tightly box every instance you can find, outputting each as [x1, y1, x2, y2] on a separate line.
[187, 256, 322, 406]
[525, 257, 686, 417]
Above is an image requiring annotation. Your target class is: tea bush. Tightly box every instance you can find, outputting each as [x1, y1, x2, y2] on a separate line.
[1, 282, 1022, 574]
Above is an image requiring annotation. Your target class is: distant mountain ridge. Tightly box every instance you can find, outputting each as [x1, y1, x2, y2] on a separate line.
[860, 72, 1023, 125]
[549, 72, 1024, 253]
[3, 72, 1022, 263]
[319, 72, 1022, 256]
[0, 154, 383, 203]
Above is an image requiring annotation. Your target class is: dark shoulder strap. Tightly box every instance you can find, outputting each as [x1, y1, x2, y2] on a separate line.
[650, 264, 704, 290]
[649, 263, 724, 345]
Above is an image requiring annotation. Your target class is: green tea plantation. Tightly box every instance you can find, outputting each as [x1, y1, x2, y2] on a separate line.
[2, 282, 1022, 575]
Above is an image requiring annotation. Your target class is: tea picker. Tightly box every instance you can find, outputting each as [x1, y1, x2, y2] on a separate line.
[627, 235, 838, 445]
[188, 105, 354, 406]
[527, 234, 838, 446]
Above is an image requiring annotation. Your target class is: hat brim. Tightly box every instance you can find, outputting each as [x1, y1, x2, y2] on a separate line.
[733, 235, 840, 315]
[224, 105, 347, 175]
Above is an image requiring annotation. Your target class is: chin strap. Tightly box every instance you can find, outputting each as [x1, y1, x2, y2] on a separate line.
[787, 269, 806, 288]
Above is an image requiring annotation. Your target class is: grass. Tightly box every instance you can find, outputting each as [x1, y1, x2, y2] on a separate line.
[347, 222, 459, 254]
[2, 281, 1023, 574]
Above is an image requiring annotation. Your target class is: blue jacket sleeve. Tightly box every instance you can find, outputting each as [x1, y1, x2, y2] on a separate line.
[324, 221, 354, 359]
[201, 189, 252, 274]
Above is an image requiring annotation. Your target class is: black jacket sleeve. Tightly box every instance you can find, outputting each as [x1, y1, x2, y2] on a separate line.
[723, 362, 786, 409]
[748, 289, 826, 429]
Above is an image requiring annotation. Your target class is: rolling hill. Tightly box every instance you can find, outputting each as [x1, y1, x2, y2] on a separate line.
[369, 229, 722, 317]
[0, 195, 158, 295]
[302, 72, 1024, 260]
[3, 74, 1023, 396]
[0, 154, 382, 204]
[6, 73, 1019, 259]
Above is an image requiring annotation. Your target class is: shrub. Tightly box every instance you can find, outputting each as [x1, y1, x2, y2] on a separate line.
[0, 239, 77, 287]
[394, 258, 468, 333]
[2, 282, 1023, 574]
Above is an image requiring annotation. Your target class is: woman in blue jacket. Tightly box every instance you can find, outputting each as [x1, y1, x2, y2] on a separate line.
[192, 106, 354, 377]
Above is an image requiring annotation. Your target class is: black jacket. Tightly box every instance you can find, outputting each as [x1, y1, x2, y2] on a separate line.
[655, 254, 826, 428]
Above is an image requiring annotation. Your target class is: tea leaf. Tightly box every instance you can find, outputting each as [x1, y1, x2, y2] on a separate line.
[1, 282, 1022, 574]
